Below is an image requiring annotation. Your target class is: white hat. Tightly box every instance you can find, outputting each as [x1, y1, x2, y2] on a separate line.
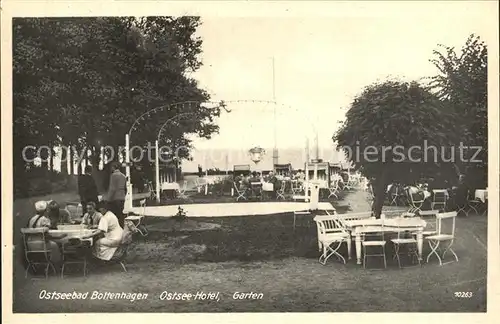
[35, 201, 48, 212]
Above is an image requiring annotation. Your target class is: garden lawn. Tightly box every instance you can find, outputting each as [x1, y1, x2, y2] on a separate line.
[12, 210, 487, 312]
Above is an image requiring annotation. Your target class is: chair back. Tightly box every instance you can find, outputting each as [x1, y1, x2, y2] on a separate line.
[339, 212, 373, 221]
[361, 221, 385, 241]
[66, 204, 83, 219]
[20, 228, 50, 258]
[314, 215, 347, 237]
[432, 190, 448, 206]
[436, 211, 457, 237]
[406, 186, 424, 205]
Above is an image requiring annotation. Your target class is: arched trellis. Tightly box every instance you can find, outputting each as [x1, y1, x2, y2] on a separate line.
[124, 99, 317, 210]
[154, 101, 224, 202]
[151, 99, 293, 204]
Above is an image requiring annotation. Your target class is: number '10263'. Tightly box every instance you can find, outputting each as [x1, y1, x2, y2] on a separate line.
[454, 292, 473, 298]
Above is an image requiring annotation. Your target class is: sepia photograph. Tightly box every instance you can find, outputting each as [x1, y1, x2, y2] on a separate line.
[2, 0, 499, 320]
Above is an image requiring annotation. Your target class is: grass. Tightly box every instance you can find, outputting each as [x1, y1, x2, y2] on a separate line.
[12, 206, 487, 313]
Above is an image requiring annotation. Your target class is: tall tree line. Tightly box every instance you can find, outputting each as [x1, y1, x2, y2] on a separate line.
[334, 34, 488, 218]
[13, 17, 220, 196]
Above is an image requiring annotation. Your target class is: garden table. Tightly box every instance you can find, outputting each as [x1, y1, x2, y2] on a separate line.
[161, 182, 180, 191]
[49, 227, 98, 245]
[475, 189, 487, 203]
[344, 217, 427, 265]
[262, 182, 274, 191]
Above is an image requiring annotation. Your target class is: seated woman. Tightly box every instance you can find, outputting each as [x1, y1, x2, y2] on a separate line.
[24, 201, 63, 265]
[81, 201, 103, 228]
[92, 201, 124, 261]
[46, 200, 73, 229]
[27, 201, 51, 228]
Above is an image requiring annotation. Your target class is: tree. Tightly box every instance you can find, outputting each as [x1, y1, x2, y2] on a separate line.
[334, 80, 459, 218]
[13, 17, 220, 197]
[429, 34, 487, 187]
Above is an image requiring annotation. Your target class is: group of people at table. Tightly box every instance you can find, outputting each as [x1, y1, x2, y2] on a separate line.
[23, 161, 131, 267]
[386, 173, 487, 212]
[26, 199, 125, 263]
[233, 169, 351, 200]
[233, 170, 312, 199]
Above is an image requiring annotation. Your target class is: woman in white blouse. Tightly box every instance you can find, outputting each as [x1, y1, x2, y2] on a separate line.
[92, 202, 124, 261]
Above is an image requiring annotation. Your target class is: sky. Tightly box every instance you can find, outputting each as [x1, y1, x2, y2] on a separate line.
[180, 12, 491, 171]
[37, 6, 492, 173]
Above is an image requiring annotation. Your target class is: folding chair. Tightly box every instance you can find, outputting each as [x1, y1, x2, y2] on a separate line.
[466, 190, 482, 216]
[61, 237, 89, 278]
[148, 181, 157, 201]
[314, 215, 351, 265]
[406, 188, 424, 214]
[177, 180, 189, 199]
[65, 202, 83, 220]
[389, 184, 403, 206]
[431, 190, 448, 211]
[21, 228, 57, 279]
[276, 181, 286, 200]
[419, 210, 439, 237]
[125, 199, 149, 236]
[426, 211, 459, 265]
[233, 182, 247, 201]
[361, 222, 387, 269]
[291, 180, 304, 195]
[391, 228, 421, 268]
[328, 179, 339, 199]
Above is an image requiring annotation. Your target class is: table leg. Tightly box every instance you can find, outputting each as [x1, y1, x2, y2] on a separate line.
[355, 233, 362, 265]
[347, 236, 352, 260]
[416, 230, 423, 261]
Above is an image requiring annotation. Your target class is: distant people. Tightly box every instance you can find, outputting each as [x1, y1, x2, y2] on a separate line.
[241, 174, 250, 191]
[82, 201, 103, 228]
[198, 165, 203, 178]
[27, 201, 50, 228]
[93, 201, 124, 261]
[266, 171, 281, 199]
[453, 174, 469, 209]
[249, 171, 260, 184]
[234, 173, 244, 189]
[107, 162, 127, 228]
[78, 165, 99, 215]
[295, 169, 305, 181]
[46, 200, 72, 228]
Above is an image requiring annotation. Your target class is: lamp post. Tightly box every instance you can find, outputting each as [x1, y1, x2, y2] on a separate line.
[249, 146, 266, 179]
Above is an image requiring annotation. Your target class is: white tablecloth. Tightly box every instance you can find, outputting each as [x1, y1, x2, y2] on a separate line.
[161, 182, 180, 191]
[262, 182, 274, 191]
[475, 189, 488, 203]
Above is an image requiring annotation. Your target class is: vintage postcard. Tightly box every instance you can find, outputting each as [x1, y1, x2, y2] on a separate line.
[2, 1, 499, 323]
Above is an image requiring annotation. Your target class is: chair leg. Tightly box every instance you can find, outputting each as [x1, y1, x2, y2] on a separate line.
[442, 240, 459, 262]
[426, 240, 442, 265]
[319, 246, 327, 265]
[119, 261, 127, 272]
[393, 244, 402, 268]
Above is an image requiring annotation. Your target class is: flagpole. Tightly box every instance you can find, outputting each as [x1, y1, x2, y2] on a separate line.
[272, 56, 278, 167]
